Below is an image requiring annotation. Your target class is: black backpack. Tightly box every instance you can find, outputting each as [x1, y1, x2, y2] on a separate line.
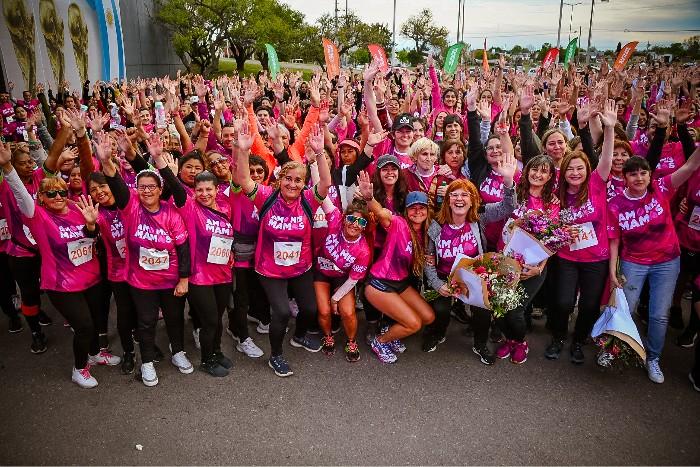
[258, 188, 314, 224]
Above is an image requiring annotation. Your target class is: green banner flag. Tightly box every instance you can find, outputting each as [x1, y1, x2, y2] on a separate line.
[443, 42, 465, 75]
[265, 43, 280, 79]
[564, 37, 578, 66]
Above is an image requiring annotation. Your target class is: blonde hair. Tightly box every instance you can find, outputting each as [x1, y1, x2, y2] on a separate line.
[40, 177, 68, 192]
[278, 161, 307, 180]
[408, 137, 439, 162]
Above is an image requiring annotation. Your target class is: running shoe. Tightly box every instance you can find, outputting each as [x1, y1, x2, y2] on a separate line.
[234, 336, 264, 358]
[472, 345, 495, 365]
[8, 315, 23, 334]
[380, 325, 406, 354]
[256, 322, 270, 334]
[72, 366, 98, 389]
[510, 341, 529, 364]
[171, 351, 194, 374]
[570, 342, 584, 365]
[646, 358, 664, 384]
[213, 351, 233, 369]
[200, 356, 229, 377]
[30, 332, 47, 354]
[345, 340, 360, 362]
[88, 349, 122, 366]
[495, 339, 514, 359]
[121, 352, 135, 375]
[544, 338, 565, 360]
[321, 335, 336, 356]
[268, 355, 293, 377]
[370, 336, 397, 363]
[290, 334, 321, 352]
[141, 362, 158, 387]
[421, 333, 444, 353]
[38, 310, 53, 326]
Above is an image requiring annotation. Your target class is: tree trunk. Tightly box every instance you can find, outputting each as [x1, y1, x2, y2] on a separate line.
[235, 54, 247, 72]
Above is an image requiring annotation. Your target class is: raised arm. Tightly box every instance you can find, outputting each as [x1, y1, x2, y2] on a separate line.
[0, 141, 35, 218]
[357, 170, 392, 229]
[231, 120, 256, 196]
[671, 145, 700, 189]
[363, 61, 383, 132]
[596, 99, 616, 181]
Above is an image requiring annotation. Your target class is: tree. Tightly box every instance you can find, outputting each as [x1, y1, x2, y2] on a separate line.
[400, 9, 449, 59]
[316, 11, 392, 60]
[397, 49, 424, 67]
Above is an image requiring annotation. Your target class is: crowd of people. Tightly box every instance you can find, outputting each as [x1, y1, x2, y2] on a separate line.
[0, 54, 698, 391]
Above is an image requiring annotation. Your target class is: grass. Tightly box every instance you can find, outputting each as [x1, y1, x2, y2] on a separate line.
[217, 59, 314, 80]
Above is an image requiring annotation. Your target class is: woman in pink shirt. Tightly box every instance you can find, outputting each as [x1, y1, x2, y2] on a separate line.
[1, 144, 120, 389]
[233, 121, 331, 378]
[608, 146, 700, 384]
[547, 99, 616, 364]
[358, 172, 435, 364]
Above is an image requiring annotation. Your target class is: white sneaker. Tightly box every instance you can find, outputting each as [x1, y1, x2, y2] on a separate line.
[141, 362, 158, 387]
[72, 367, 98, 388]
[646, 358, 665, 384]
[88, 349, 122, 366]
[192, 328, 201, 350]
[171, 350, 194, 374]
[236, 337, 264, 358]
[256, 322, 270, 334]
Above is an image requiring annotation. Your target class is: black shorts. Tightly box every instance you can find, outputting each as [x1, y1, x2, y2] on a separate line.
[313, 270, 349, 292]
[367, 275, 410, 294]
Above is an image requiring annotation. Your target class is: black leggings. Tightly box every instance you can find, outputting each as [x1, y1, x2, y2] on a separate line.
[188, 283, 229, 361]
[130, 286, 186, 364]
[0, 252, 18, 318]
[258, 270, 317, 357]
[110, 281, 137, 354]
[46, 283, 103, 368]
[497, 267, 548, 343]
[551, 258, 608, 342]
[233, 266, 270, 328]
[8, 254, 42, 332]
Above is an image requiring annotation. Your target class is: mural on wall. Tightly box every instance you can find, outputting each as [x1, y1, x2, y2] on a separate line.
[0, 0, 124, 93]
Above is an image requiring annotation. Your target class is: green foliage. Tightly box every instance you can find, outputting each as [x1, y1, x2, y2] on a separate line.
[315, 11, 392, 65]
[396, 49, 424, 67]
[400, 9, 448, 61]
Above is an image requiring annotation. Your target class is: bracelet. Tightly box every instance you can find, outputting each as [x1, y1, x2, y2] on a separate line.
[366, 143, 375, 148]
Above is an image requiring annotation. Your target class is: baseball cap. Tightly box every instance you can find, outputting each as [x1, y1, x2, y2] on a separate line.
[406, 191, 428, 208]
[392, 113, 414, 131]
[376, 154, 400, 169]
[338, 139, 361, 152]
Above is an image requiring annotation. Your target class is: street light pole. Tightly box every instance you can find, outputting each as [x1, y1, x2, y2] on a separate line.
[564, 2, 582, 43]
[557, 0, 564, 48]
[391, 0, 396, 65]
[457, 0, 462, 43]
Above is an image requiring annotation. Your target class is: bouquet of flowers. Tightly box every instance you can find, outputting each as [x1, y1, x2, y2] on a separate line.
[592, 288, 646, 370]
[449, 253, 526, 318]
[503, 210, 571, 265]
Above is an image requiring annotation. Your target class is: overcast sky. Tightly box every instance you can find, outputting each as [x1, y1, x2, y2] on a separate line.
[282, 0, 700, 51]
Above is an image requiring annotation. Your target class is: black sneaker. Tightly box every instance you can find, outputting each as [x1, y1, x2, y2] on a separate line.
[268, 355, 293, 377]
[669, 306, 684, 330]
[451, 305, 470, 324]
[570, 341, 584, 364]
[544, 339, 565, 360]
[472, 345, 495, 365]
[422, 332, 443, 353]
[121, 352, 136, 375]
[321, 335, 336, 356]
[345, 340, 360, 362]
[290, 334, 321, 352]
[213, 351, 233, 369]
[30, 332, 47, 354]
[200, 356, 229, 377]
[8, 315, 23, 333]
[38, 310, 53, 326]
[676, 331, 698, 348]
[154, 345, 164, 362]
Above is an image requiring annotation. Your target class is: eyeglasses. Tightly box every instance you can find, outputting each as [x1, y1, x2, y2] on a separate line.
[345, 215, 368, 228]
[250, 168, 266, 175]
[43, 189, 68, 199]
[485, 146, 500, 153]
[137, 184, 159, 192]
[448, 192, 470, 199]
[210, 158, 227, 167]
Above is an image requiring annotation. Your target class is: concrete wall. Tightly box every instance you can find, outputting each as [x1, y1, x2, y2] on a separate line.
[119, 0, 183, 78]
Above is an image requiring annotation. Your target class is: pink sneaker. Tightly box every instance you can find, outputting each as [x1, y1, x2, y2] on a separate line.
[510, 341, 529, 364]
[495, 339, 514, 359]
[88, 349, 122, 366]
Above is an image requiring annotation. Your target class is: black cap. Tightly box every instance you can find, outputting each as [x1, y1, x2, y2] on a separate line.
[392, 113, 414, 131]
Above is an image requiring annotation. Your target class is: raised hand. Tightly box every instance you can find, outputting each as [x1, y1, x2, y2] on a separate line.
[318, 101, 330, 124]
[92, 131, 113, 163]
[520, 84, 535, 114]
[193, 76, 208, 99]
[363, 61, 381, 83]
[599, 99, 617, 127]
[146, 133, 164, 163]
[465, 84, 478, 112]
[234, 119, 253, 151]
[263, 117, 280, 140]
[162, 152, 178, 174]
[64, 108, 86, 133]
[675, 99, 694, 124]
[494, 150, 517, 184]
[576, 100, 591, 127]
[357, 170, 373, 201]
[308, 123, 324, 154]
[649, 100, 671, 128]
[477, 97, 492, 121]
[243, 80, 259, 106]
[367, 129, 388, 147]
[76, 195, 99, 225]
[0, 140, 11, 168]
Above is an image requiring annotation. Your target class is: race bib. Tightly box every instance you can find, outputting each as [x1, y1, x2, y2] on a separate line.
[139, 246, 170, 271]
[0, 219, 9, 241]
[274, 241, 302, 267]
[689, 206, 700, 231]
[207, 235, 233, 265]
[67, 238, 94, 266]
[22, 224, 36, 245]
[318, 256, 340, 272]
[115, 238, 127, 259]
[313, 207, 327, 228]
[570, 222, 598, 251]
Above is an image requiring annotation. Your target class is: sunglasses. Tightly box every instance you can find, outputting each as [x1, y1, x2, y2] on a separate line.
[250, 168, 265, 175]
[211, 158, 227, 167]
[345, 215, 367, 228]
[43, 189, 68, 199]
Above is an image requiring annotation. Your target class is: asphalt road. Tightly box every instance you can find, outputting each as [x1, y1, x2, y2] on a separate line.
[1, 297, 698, 466]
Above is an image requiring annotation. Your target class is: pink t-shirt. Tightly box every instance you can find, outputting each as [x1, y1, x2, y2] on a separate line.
[369, 215, 416, 281]
[675, 174, 700, 253]
[373, 196, 398, 250]
[557, 171, 610, 263]
[253, 184, 322, 279]
[607, 175, 680, 265]
[480, 168, 521, 249]
[23, 204, 101, 292]
[0, 102, 13, 125]
[311, 185, 342, 254]
[1, 167, 45, 257]
[315, 209, 370, 280]
[606, 175, 625, 202]
[179, 197, 234, 286]
[652, 142, 685, 179]
[368, 139, 413, 176]
[435, 222, 479, 276]
[96, 206, 128, 282]
[120, 193, 188, 290]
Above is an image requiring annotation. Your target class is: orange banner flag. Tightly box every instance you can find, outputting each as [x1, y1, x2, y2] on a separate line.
[368, 44, 390, 72]
[614, 41, 639, 71]
[482, 38, 490, 72]
[322, 38, 340, 79]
